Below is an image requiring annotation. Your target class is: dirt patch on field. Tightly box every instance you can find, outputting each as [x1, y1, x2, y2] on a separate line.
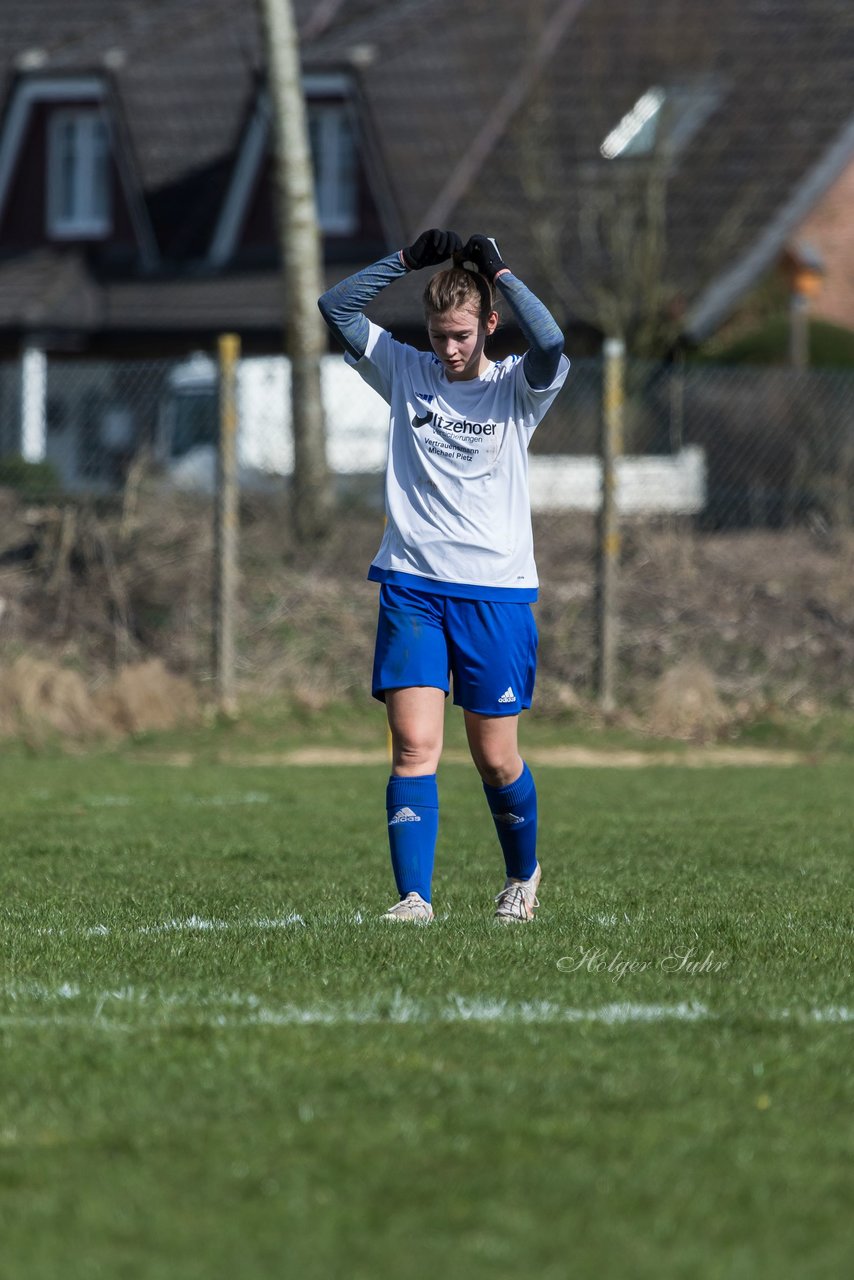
[201, 745, 807, 768]
[523, 745, 806, 767]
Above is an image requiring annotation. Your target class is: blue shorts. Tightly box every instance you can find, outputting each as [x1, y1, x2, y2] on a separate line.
[372, 583, 538, 716]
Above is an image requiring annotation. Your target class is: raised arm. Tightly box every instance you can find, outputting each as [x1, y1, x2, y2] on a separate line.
[457, 235, 565, 389]
[495, 275, 565, 390]
[318, 229, 463, 360]
[318, 255, 407, 361]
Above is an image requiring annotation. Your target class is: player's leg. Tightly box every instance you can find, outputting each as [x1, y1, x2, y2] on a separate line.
[385, 685, 445, 776]
[463, 709, 523, 789]
[465, 708, 539, 878]
[372, 586, 449, 919]
[448, 599, 541, 920]
[381, 687, 444, 919]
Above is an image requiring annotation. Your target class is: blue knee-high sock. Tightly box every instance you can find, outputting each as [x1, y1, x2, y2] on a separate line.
[386, 774, 439, 902]
[483, 762, 538, 881]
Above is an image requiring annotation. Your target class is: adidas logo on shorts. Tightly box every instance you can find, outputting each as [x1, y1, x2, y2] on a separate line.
[498, 686, 517, 704]
[389, 806, 421, 825]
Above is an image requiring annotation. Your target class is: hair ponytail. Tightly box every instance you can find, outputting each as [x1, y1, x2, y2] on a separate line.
[423, 268, 497, 324]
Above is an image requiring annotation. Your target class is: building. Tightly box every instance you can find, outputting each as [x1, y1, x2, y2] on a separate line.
[0, 0, 851, 488]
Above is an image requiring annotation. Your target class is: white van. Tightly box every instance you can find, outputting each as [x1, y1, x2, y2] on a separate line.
[157, 352, 389, 492]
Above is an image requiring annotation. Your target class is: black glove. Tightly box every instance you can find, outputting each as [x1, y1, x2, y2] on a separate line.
[457, 234, 509, 281]
[401, 228, 462, 270]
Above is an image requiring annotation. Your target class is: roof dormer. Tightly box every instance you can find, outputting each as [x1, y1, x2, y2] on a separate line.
[208, 75, 385, 268]
[0, 75, 157, 267]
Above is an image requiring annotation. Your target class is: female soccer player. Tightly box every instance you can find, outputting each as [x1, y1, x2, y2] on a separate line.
[318, 229, 569, 922]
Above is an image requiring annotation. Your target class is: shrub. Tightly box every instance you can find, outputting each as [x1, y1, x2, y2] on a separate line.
[0, 456, 62, 501]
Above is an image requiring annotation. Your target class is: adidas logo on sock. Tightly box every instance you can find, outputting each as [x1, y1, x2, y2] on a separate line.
[495, 811, 525, 826]
[389, 806, 421, 825]
[498, 686, 517, 704]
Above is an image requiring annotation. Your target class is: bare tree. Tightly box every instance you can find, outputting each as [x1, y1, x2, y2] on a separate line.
[512, 4, 764, 359]
[258, 0, 334, 542]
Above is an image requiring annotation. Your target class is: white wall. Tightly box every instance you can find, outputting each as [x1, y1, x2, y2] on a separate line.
[528, 447, 707, 514]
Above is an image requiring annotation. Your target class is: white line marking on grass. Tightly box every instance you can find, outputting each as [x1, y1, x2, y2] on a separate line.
[2, 987, 852, 1029]
[82, 792, 273, 809]
[137, 913, 307, 934]
[781, 1005, 853, 1023]
[254, 914, 307, 928]
[25, 910, 450, 938]
[139, 916, 228, 934]
[185, 792, 272, 807]
[0, 993, 712, 1027]
[30, 914, 308, 938]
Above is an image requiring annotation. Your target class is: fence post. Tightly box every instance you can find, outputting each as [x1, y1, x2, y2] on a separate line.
[20, 342, 48, 463]
[214, 333, 240, 717]
[595, 337, 625, 712]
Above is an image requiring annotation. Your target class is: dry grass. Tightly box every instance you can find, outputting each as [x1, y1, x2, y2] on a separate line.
[647, 660, 728, 740]
[0, 656, 101, 741]
[0, 487, 852, 741]
[93, 658, 200, 736]
[0, 655, 200, 743]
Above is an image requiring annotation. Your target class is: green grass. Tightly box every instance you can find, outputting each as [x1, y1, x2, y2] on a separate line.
[0, 738, 852, 1279]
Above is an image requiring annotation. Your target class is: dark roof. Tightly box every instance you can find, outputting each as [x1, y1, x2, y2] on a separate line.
[0, 0, 852, 345]
[358, 0, 854, 339]
[0, 250, 103, 330]
[0, 248, 426, 340]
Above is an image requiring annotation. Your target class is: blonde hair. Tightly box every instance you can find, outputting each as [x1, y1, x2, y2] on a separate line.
[423, 267, 497, 324]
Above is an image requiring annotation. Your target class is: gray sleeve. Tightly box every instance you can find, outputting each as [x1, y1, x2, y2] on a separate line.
[317, 253, 409, 360]
[494, 273, 565, 390]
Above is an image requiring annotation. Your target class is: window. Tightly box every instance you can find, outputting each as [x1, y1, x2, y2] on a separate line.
[601, 82, 724, 161]
[308, 103, 357, 234]
[601, 88, 666, 159]
[47, 109, 111, 237]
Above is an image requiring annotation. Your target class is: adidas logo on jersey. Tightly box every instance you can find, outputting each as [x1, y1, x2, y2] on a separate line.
[494, 811, 525, 826]
[498, 687, 517, 704]
[389, 806, 421, 825]
[412, 393, 436, 428]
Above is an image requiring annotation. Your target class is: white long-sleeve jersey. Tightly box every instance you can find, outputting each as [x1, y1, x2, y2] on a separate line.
[347, 320, 570, 600]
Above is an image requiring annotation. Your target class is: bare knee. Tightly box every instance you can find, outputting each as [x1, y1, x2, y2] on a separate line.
[385, 687, 445, 776]
[465, 710, 522, 788]
[392, 732, 441, 776]
[476, 753, 523, 789]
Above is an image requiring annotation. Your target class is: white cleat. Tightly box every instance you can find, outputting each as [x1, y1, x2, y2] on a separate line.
[494, 863, 541, 923]
[382, 891, 434, 923]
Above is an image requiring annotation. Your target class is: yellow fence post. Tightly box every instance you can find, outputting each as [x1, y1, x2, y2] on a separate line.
[214, 333, 240, 718]
[595, 337, 625, 712]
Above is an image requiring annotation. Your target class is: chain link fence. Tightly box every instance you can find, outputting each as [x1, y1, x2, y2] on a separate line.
[0, 348, 852, 727]
[5, 350, 852, 522]
[531, 357, 854, 529]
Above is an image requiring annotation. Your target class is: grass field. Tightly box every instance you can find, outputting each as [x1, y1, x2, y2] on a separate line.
[1, 715, 852, 1279]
